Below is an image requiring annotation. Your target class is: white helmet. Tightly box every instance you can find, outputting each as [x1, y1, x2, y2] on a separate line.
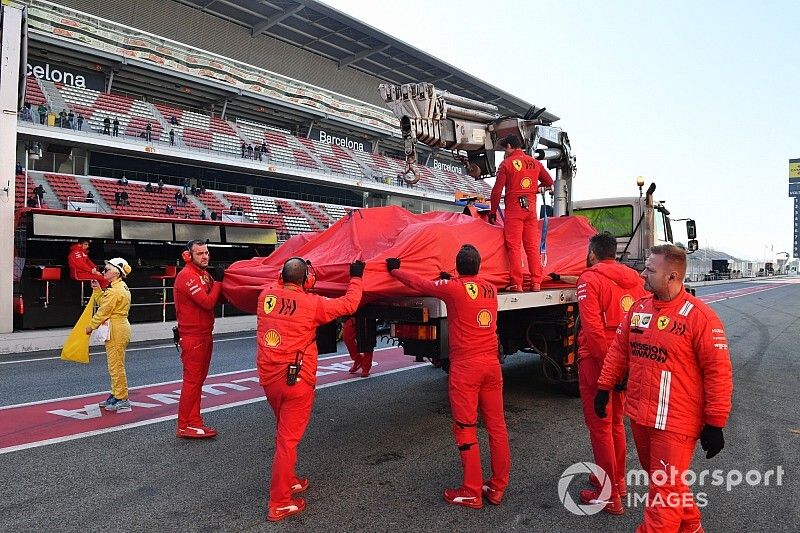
[104, 257, 132, 279]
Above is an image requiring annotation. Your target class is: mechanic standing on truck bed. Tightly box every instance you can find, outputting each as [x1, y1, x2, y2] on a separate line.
[489, 134, 553, 292]
[387, 244, 510, 509]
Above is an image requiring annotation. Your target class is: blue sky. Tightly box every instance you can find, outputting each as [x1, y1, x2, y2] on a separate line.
[323, 0, 798, 260]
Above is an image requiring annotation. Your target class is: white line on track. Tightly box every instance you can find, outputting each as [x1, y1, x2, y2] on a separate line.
[0, 360, 428, 455]
[701, 283, 789, 304]
[0, 334, 258, 366]
[0, 348, 398, 410]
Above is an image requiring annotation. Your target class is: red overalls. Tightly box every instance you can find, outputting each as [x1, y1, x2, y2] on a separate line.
[256, 279, 363, 508]
[391, 270, 510, 499]
[490, 149, 553, 288]
[598, 289, 733, 532]
[173, 262, 222, 432]
[576, 260, 647, 498]
[67, 244, 108, 288]
[342, 317, 374, 376]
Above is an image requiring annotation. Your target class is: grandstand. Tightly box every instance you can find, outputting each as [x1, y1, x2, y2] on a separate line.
[22, 170, 352, 242]
[2, 0, 559, 333]
[13, 0, 547, 222]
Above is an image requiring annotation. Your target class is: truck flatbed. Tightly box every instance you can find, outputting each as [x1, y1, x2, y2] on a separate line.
[372, 286, 577, 319]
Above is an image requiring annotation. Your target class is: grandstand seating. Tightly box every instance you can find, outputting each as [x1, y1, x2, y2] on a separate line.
[25, 76, 47, 107]
[196, 192, 229, 217]
[348, 150, 442, 191]
[17, 169, 359, 242]
[222, 193, 253, 214]
[15, 172, 49, 209]
[297, 138, 366, 180]
[56, 85, 163, 140]
[44, 173, 89, 208]
[221, 193, 324, 240]
[235, 120, 325, 172]
[323, 203, 351, 222]
[296, 201, 333, 229]
[28, 84, 488, 198]
[90, 178, 200, 218]
[23, 0, 500, 203]
[152, 102, 242, 155]
[224, 193, 284, 237]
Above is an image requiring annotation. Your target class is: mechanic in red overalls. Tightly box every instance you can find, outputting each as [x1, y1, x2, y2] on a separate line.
[257, 258, 364, 522]
[174, 240, 223, 439]
[576, 232, 647, 515]
[388, 245, 510, 509]
[489, 134, 553, 292]
[596, 244, 733, 533]
[68, 239, 108, 288]
[342, 317, 374, 377]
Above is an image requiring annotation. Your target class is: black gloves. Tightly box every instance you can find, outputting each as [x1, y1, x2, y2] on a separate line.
[211, 265, 225, 281]
[594, 389, 610, 418]
[487, 213, 497, 224]
[439, 271, 452, 280]
[700, 424, 725, 459]
[349, 260, 365, 278]
[548, 273, 561, 281]
[613, 376, 628, 392]
[386, 258, 401, 272]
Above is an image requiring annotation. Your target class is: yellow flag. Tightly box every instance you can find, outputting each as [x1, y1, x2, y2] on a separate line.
[60, 293, 97, 364]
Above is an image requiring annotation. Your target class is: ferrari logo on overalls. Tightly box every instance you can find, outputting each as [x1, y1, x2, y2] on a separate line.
[477, 309, 492, 327]
[520, 177, 532, 189]
[657, 316, 670, 330]
[621, 295, 635, 312]
[464, 282, 478, 300]
[264, 329, 281, 347]
[263, 295, 277, 314]
[512, 159, 523, 171]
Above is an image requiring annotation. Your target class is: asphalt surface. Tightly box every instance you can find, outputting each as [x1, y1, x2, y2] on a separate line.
[0, 279, 798, 532]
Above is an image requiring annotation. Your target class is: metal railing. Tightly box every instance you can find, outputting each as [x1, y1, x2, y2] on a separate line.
[19, 119, 450, 200]
[66, 196, 103, 212]
[84, 166, 363, 207]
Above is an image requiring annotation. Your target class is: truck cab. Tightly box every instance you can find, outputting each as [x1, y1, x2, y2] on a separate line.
[573, 185, 697, 271]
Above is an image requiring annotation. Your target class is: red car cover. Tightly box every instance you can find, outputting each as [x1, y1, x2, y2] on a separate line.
[223, 206, 596, 314]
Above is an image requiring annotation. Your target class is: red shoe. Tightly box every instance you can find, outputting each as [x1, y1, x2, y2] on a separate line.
[290, 478, 309, 495]
[443, 487, 483, 509]
[531, 282, 541, 292]
[267, 497, 305, 522]
[504, 285, 524, 293]
[176, 426, 218, 439]
[679, 522, 704, 533]
[360, 353, 373, 377]
[348, 356, 363, 374]
[588, 473, 627, 497]
[579, 489, 624, 515]
[481, 483, 503, 505]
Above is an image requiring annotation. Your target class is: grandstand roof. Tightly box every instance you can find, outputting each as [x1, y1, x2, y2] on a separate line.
[172, 0, 560, 123]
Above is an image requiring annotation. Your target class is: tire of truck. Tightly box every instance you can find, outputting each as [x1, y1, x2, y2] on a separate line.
[526, 313, 580, 397]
